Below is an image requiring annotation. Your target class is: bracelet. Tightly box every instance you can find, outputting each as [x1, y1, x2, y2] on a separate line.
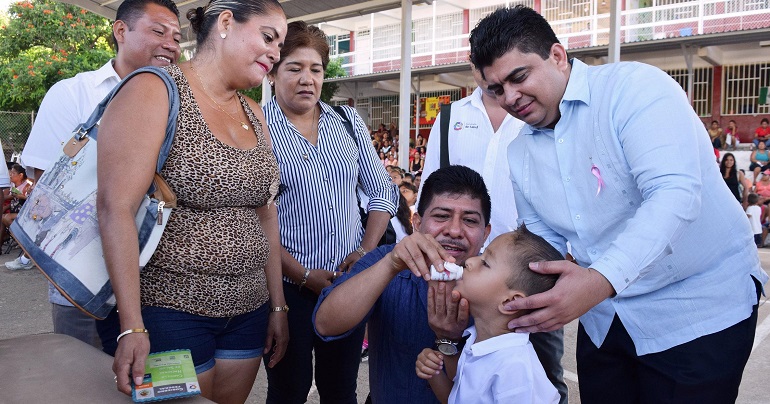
[116, 328, 148, 344]
[355, 246, 367, 258]
[271, 304, 289, 313]
[299, 268, 310, 291]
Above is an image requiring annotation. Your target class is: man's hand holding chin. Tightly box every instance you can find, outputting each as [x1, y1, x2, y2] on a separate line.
[428, 281, 469, 340]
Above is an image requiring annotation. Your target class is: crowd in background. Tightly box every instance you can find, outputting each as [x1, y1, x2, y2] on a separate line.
[368, 122, 426, 175]
[711, 118, 770, 249]
[2, 0, 767, 401]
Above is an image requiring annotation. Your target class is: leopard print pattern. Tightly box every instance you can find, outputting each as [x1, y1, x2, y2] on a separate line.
[140, 64, 279, 317]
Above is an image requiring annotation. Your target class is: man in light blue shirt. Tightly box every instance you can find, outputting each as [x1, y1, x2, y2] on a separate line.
[470, 6, 767, 403]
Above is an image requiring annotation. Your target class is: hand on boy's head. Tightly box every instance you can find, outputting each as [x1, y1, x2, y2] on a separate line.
[503, 260, 615, 333]
[427, 281, 469, 341]
[416, 348, 444, 380]
[387, 232, 455, 279]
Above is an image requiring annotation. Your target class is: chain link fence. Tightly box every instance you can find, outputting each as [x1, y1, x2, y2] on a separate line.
[0, 111, 34, 164]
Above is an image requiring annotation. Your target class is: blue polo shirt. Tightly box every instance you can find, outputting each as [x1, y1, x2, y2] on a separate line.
[313, 244, 440, 404]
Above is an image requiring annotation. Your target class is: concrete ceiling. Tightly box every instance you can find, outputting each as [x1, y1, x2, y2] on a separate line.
[62, 0, 429, 41]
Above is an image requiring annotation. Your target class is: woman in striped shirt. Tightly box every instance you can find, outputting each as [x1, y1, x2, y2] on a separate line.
[263, 21, 398, 403]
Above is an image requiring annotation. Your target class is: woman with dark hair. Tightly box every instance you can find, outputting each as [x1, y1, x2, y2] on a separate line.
[390, 193, 414, 242]
[96, 0, 289, 401]
[263, 20, 398, 404]
[720, 153, 745, 203]
[749, 140, 770, 182]
[411, 146, 425, 172]
[0, 164, 33, 248]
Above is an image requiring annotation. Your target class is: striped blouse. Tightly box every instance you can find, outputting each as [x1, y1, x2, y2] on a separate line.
[264, 99, 399, 280]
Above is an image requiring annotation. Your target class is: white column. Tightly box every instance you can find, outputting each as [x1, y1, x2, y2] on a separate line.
[682, 44, 695, 105]
[608, 0, 622, 63]
[414, 76, 421, 153]
[398, 0, 412, 171]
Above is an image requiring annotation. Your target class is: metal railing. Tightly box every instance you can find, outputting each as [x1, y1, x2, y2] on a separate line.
[330, 0, 770, 74]
[0, 111, 34, 163]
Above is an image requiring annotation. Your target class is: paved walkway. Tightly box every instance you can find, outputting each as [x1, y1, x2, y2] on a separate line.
[0, 248, 767, 403]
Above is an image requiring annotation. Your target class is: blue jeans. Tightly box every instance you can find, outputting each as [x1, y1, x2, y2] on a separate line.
[97, 304, 269, 373]
[52, 303, 102, 349]
[265, 281, 365, 404]
[753, 139, 770, 148]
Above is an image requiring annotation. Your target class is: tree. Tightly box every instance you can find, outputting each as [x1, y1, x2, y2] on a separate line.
[0, 0, 113, 111]
[321, 58, 346, 103]
[241, 57, 348, 104]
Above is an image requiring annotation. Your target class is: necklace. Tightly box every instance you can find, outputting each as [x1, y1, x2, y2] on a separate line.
[307, 106, 318, 139]
[189, 63, 249, 131]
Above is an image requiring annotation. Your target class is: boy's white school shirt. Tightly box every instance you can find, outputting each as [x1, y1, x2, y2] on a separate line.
[449, 325, 559, 404]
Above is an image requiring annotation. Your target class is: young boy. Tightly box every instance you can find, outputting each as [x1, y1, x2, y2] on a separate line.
[416, 225, 561, 403]
[746, 193, 763, 247]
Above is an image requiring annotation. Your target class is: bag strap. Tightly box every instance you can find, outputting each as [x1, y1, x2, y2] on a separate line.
[75, 66, 180, 175]
[439, 103, 451, 168]
[333, 105, 367, 207]
[333, 105, 357, 147]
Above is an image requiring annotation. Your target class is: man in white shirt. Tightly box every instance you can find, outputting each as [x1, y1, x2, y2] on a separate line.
[16, 0, 182, 347]
[419, 64, 568, 403]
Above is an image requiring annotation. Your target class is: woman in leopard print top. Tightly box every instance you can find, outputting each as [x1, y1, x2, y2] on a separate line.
[96, 0, 288, 401]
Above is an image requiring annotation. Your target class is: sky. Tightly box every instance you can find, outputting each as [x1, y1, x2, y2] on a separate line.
[1, 0, 14, 13]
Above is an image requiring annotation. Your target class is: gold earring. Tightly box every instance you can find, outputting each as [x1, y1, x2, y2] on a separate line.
[220, 32, 226, 39]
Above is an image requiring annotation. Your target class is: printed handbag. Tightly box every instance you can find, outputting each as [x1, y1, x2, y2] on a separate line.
[9, 66, 179, 320]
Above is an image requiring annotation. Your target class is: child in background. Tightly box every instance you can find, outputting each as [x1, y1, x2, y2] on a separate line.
[746, 193, 763, 247]
[399, 183, 418, 214]
[416, 225, 561, 403]
[726, 120, 738, 150]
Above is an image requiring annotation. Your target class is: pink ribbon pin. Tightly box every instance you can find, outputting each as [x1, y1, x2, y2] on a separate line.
[591, 164, 604, 196]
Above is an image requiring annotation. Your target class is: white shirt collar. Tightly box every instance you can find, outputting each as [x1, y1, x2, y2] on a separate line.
[463, 325, 531, 357]
[93, 59, 121, 86]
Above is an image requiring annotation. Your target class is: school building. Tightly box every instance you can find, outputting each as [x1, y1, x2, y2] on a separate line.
[315, 0, 770, 143]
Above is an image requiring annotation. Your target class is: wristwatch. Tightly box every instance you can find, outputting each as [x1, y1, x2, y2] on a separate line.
[271, 305, 289, 313]
[435, 338, 460, 356]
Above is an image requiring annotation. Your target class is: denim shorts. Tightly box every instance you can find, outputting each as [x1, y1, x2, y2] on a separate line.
[141, 303, 269, 373]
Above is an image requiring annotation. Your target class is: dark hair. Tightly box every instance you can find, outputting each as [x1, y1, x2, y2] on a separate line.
[395, 193, 414, 236]
[271, 20, 330, 73]
[417, 165, 491, 226]
[9, 163, 26, 179]
[113, 0, 180, 52]
[711, 120, 719, 125]
[469, 5, 561, 73]
[187, 0, 283, 46]
[720, 152, 737, 181]
[748, 193, 759, 205]
[501, 224, 561, 296]
[399, 182, 417, 194]
[762, 118, 769, 125]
